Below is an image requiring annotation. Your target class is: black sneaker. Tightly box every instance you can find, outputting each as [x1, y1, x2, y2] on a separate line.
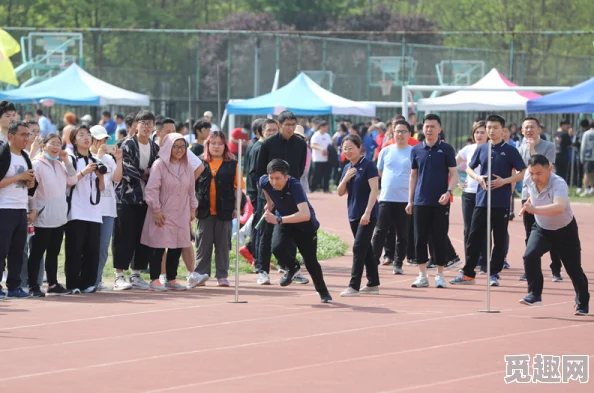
[29, 287, 45, 298]
[319, 292, 333, 303]
[445, 256, 461, 269]
[47, 283, 71, 296]
[503, 260, 511, 269]
[426, 260, 437, 269]
[519, 274, 527, 281]
[279, 267, 298, 287]
[519, 294, 542, 306]
[575, 304, 589, 316]
[406, 259, 418, 266]
[552, 274, 563, 282]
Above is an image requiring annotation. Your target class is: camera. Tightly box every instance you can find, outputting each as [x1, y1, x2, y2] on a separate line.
[96, 162, 107, 175]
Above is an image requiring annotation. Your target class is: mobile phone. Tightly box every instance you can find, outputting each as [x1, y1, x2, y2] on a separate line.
[106, 135, 117, 154]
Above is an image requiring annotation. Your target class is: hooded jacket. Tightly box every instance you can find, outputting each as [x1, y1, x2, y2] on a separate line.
[140, 133, 198, 249]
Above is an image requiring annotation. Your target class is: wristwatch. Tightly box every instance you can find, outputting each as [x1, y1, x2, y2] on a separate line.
[276, 215, 283, 224]
[447, 189, 453, 195]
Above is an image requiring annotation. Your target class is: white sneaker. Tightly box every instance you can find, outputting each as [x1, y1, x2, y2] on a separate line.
[130, 275, 150, 290]
[149, 280, 167, 292]
[278, 268, 287, 274]
[96, 282, 112, 291]
[411, 274, 429, 288]
[576, 188, 583, 195]
[257, 272, 271, 285]
[81, 286, 97, 294]
[159, 274, 167, 285]
[340, 287, 360, 297]
[359, 285, 379, 295]
[1, 271, 6, 283]
[187, 272, 209, 288]
[435, 274, 447, 288]
[114, 276, 132, 291]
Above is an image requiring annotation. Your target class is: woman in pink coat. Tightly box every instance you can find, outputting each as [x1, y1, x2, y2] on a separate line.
[141, 133, 198, 291]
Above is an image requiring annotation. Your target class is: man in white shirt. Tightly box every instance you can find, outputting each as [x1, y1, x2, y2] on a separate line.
[520, 154, 589, 315]
[0, 121, 37, 299]
[310, 120, 332, 193]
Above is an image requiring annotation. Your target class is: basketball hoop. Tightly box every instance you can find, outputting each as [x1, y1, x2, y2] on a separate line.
[378, 80, 393, 96]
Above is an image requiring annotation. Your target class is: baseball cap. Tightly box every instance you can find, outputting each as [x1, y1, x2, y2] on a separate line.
[90, 125, 111, 140]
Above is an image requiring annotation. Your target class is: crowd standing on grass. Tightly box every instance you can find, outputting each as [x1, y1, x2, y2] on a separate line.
[0, 99, 591, 314]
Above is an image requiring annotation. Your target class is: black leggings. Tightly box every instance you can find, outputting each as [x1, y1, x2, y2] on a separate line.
[150, 248, 182, 281]
[28, 226, 64, 288]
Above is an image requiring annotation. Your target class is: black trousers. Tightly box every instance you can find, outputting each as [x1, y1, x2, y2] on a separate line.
[256, 200, 298, 273]
[428, 232, 458, 263]
[461, 192, 486, 266]
[271, 225, 328, 294]
[350, 220, 380, 289]
[0, 209, 27, 290]
[524, 219, 589, 305]
[555, 157, 569, 183]
[64, 219, 100, 290]
[372, 202, 409, 266]
[112, 203, 151, 271]
[311, 161, 331, 192]
[406, 212, 416, 261]
[462, 207, 509, 278]
[413, 205, 450, 266]
[28, 226, 64, 288]
[521, 199, 562, 275]
[151, 248, 182, 281]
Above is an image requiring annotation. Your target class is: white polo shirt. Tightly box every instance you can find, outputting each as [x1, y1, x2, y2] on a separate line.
[525, 173, 573, 230]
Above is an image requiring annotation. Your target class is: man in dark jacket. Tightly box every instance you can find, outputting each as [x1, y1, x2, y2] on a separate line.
[0, 121, 37, 299]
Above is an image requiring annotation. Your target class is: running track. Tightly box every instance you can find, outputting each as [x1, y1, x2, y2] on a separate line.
[1, 194, 592, 392]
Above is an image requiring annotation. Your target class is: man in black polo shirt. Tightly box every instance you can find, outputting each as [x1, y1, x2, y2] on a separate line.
[260, 159, 332, 303]
[406, 114, 458, 289]
[256, 111, 308, 284]
[451, 115, 526, 287]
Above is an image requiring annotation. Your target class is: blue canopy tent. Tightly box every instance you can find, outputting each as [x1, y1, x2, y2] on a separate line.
[0, 63, 149, 106]
[226, 73, 375, 117]
[527, 77, 594, 113]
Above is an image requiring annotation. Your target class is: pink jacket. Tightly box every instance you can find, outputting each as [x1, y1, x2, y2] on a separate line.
[31, 155, 78, 228]
[141, 134, 198, 249]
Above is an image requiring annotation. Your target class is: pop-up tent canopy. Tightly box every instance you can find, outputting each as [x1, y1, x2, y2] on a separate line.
[226, 73, 375, 116]
[0, 63, 150, 106]
[527, 77, 594, 113]
[417, 68, 540, 111]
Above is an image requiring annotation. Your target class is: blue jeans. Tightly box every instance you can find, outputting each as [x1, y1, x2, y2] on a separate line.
[96, 216, 115, 287]
[20, 233, 44, 289]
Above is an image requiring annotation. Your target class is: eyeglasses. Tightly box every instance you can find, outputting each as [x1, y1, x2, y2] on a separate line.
[138, 121, 154, 127]
[172, 145, 187, 150]
[47, 143, 62, 147]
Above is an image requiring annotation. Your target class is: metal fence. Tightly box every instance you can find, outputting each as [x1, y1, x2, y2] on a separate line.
[3, 29, 594, 124]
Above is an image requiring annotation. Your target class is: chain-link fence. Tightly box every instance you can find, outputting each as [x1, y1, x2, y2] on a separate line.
[3, 29, 594, 124]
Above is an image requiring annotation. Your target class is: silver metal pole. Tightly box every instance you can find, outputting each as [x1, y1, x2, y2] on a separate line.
[188, 76, 192, 120]
[479, 140, 500, 313]
[227, 140, 247, 304]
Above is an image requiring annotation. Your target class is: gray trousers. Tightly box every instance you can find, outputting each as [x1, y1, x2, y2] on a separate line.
[195, 215, 232, 279]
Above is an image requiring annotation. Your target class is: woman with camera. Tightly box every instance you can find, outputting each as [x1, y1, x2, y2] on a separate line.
[89, 125, 123, 291]
[65, 125, 105, 293]
[27, 134, 79, 296]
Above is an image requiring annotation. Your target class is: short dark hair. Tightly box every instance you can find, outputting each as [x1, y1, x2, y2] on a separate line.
[0, 100, 16, 118]
[36, 109, 43, 116]
[373, 116, 381, 122]
[102, 111, 111, 118]
[125, 112, 137, 128]
[486, 114, 505, 127]
[342, 133, 362, 148]
[392, 115, 405, 122]
[261, 118, 278, 130]
[8, 120, 27, 134]
[318, 120, 329, 128]
[580, 119, 590, 129]
[162, 117, 176, 126]
[522, 116, 541, 128]
[251, 118, 264, 136]
[118, 129, 127, 138]
[277, 110, 296, 125]
[25, 120, 39, 128]
[176, 122, 185, 133]
[423, 114, 442, 126]
[134, 110, 155, 122]
[267, 158, 290, 175]
[528, 154, 550, 167]
[590, 120, 594, 129]
[193, 119, 211, 133]
[394, 120, 411, 129]
[116, 113, 124, 120]
[560, 119, 571, 126]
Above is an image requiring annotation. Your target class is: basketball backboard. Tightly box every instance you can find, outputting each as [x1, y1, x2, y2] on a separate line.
[303, 70, 335, 91]
[438, 60, 485, 85]
[368, 56, 418, 87]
